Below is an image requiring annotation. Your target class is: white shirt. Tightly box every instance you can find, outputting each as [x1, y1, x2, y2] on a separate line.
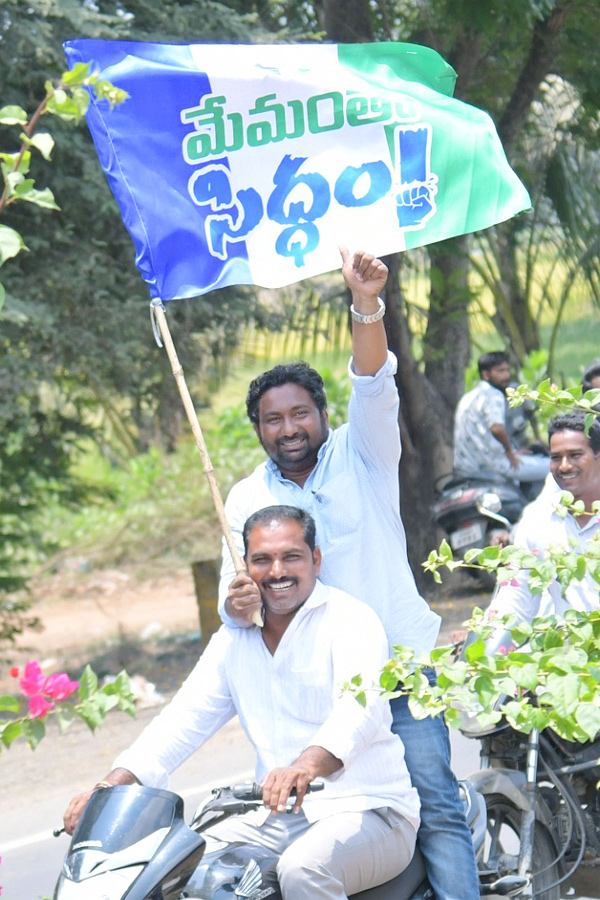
[114, 581, 420, 830]
[219, 352, 440, 655]
[490, 493, 600, 622]
[454, 380, 511, 476]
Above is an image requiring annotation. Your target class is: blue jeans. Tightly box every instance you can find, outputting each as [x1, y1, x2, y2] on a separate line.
[391, 670, 480, 900]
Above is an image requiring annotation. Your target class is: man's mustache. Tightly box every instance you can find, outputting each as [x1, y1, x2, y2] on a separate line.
[276, 432, 307, 446]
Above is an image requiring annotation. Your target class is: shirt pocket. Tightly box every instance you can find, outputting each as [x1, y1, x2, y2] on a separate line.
[310, 471, 363, 552]
[284, 664, 332, 726]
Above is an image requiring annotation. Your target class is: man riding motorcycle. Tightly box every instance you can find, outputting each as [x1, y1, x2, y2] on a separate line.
[453, 351, 549, 490]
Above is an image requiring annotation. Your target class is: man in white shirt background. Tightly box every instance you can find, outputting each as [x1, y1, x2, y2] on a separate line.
[488, 410, 600, 624]
[218, 250, 479, 900]
[62, 506, 419, 900]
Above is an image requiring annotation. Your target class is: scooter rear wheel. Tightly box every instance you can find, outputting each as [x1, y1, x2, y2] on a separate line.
[481, 794, 561, 900]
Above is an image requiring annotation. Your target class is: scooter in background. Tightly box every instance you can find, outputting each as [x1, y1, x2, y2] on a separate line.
[430, 471, 529, 587]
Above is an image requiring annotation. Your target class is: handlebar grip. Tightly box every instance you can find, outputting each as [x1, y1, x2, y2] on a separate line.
[231, 780, 325, 800]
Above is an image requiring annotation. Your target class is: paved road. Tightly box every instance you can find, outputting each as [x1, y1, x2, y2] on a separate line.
[0, 711, 254, 900]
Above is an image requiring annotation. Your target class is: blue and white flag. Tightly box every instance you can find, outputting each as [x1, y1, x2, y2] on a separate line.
[64, 40, 531, 300]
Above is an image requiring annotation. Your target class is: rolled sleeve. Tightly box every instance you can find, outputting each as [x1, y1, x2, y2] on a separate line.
[347, 351, 400, 470]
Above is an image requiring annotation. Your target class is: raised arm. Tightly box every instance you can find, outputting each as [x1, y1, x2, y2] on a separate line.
[340, 248, 389, 376]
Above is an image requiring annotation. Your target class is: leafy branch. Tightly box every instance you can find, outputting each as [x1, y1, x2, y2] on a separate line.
[423, 493, 600, 589]
[508, 380, 600, 430]
[0, 62, 129, 310]
[345, 608, 600, 744]
[0, 660, 136, 754]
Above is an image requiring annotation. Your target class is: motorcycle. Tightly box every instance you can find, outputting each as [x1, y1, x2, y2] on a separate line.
[461, 693, 600, 900]
[430, 471, 530, 586]
[52, 777, 527, 900]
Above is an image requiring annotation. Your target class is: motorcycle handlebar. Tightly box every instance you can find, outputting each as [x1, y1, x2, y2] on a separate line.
[231, 781, 325, 800]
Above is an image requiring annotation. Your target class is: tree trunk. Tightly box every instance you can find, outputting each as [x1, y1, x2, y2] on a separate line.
[491, 220, 540, 363]
[382, 252, 457, 592]
[423, 236, 472, 413]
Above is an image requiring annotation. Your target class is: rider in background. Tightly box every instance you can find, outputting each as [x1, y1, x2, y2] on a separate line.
[453, 351, 549, 491]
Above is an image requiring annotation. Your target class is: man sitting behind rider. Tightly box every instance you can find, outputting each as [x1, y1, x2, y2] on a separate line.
[486, 411, 600, 625]
[63, 505, 419, 900]
[453, 351, 549, 485]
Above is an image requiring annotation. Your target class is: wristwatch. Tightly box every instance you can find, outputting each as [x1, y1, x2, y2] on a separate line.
[350, 297, 386, 324]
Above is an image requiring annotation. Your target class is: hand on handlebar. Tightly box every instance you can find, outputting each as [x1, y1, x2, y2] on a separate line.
[261, 764, 315, 815]
[63, 789, 95, 835]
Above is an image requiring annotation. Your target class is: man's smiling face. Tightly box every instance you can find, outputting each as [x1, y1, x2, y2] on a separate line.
[245, 518, 321, 621]
[550, 429, 600, 505]
[255, 383, 329, 482]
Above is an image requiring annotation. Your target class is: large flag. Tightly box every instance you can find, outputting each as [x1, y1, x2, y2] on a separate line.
[64, 40, 531, 300]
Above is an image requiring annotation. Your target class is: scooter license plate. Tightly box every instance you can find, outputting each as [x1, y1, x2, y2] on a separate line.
[450, 522, 485, 550]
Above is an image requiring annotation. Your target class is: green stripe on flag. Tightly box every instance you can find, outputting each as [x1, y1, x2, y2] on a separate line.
[338, 42, 457, 97]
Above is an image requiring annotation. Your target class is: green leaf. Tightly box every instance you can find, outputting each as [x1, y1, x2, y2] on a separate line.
[439, 660, 468, 685]
[546, 672, 581, 716]
[0, 105, 28, 125]
[78, 664, 99, 700]
[575, 703, 600, 741]
[26, 132, 55, 161]
[17, 186, 60, 210]
[465, 637, 487, 662]
[60, 62, 94, 86]
[0, 224, 28, 265]
[0, 694, 20, 713]
[22, 717, 46, 749]
[508, 663, 539, 692]
[0, 280, 5, 312]
[55, 705, 76, 732]
[1, 720, 24, 747]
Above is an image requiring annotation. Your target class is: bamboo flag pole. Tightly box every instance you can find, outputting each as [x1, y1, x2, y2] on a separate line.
[150, 300, 263, 628]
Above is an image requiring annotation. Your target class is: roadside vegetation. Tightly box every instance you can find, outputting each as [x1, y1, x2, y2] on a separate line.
[2, 0, 600, 658]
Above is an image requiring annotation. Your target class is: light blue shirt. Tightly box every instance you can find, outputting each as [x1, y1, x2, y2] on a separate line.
[219, 352, 440, 655]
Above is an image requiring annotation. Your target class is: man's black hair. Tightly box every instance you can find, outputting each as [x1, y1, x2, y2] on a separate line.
[478, 351, 509, 377]
[242, 505, 317, 555]
[582, 360, 600, 392]
[548, 411, 600, 454]
[246, 362, 327, 425]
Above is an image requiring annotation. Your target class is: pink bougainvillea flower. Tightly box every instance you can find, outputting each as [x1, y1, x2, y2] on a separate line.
[9, 667, 19, 678]
[43, 673, 79, 701]
[28, 694, 55, 718]
[20, 661, 46, 697]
